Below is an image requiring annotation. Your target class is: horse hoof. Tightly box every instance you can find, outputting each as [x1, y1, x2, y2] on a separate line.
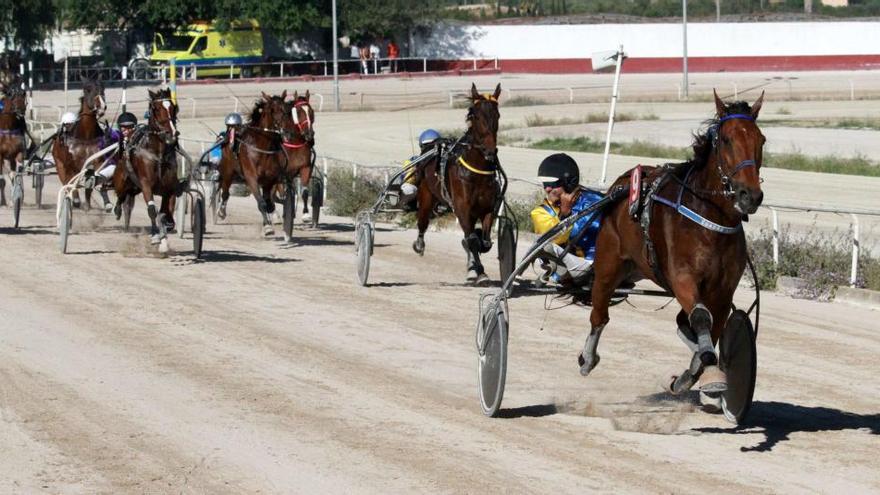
[466, 270, 479, 283]
[577, 352, 600, 377]
[412, 240, 425, 256]
[262, 226, 275, 237]
[158, 238, 169, 254]
[700, 391, 723, 413]
[283, 234, 292, 243]
[150, 234, 163, 245]
[474, 273, 491, 286]
[218, 209, 227, 220]
[72, 198, 81, 209]
[697, 365, 728, 393]
[103, 202, 113, 213]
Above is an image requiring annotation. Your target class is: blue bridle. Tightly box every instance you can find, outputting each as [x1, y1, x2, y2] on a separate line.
[713, 113, 759, 182]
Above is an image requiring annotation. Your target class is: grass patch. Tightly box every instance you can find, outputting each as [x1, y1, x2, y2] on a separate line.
[762, 117, 880, 131]
[776, 106, 792, 115]
[505, 95, 548, 107]
[528, 136, 689, 160]
[503, 191, 544, 234]
[748, 225, 880, 298]
[325, 167, 385, 217]
[524, 137, 880, 177]
[523, 112, 658, 128]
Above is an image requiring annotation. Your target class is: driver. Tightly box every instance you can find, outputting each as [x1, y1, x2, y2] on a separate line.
[398, 128, 442, 210]
[530, 153, 603, 286]
[60, 111, 77, 134]
[94, 112, 138, 211]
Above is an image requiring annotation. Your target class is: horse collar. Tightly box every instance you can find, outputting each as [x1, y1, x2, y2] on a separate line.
[652, 166, 742, 235]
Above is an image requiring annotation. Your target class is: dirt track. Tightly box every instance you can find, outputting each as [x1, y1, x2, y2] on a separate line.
[2, 73, 879, 493]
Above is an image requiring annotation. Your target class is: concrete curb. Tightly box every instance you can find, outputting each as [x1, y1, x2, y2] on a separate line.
[834, 286, 880, 309]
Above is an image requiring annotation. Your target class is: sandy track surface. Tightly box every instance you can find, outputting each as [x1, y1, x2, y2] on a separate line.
[1, 181, 878, 493]
[3, 72, 878, 493]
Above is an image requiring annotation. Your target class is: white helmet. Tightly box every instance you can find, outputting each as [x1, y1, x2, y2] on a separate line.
[61, 111, 77, 125]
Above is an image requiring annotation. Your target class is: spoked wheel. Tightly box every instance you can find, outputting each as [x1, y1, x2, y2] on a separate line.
[191, 196, 205, 258]
[477, 296, 508, 417]
[122, 195, 134, 232]
[719, 309, 757, 424]
[356, 222, 373, 286]
[309, 176, 323, 228]
[282, 183, 295, 242]
[58, 196, 72, 254]
[497, 216, 517, 292]
[209, 180, 220, 225]
[12, 172, 23, 228]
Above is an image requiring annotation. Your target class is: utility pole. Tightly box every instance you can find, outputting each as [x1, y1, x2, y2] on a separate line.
[332, 0, 340, 111]
[716, 0, 721, 22]
[682, 0, 689, 99]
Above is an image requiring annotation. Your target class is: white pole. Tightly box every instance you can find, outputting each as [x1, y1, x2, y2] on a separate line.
[323, 158, 329, 202]
[600, 46, 625, 186]
[851, 214, 860, 287]
[121, 66, 128, 113]
[771, 208, 779, 266]
[682, 0, 689, 99]
[64, 58, 69, 112]
[332, 0, 340, 111]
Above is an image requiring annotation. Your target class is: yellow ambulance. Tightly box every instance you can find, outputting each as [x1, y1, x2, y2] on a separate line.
[147, 20, 264, 78]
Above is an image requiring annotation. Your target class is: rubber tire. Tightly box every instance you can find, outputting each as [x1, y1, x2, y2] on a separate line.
[12, 174, 23, 229]
[129, 58, 152, 80]
[209, 181, 220, 225]
[497, 218, 516, 291]
[309, 177, 323, 228]
[59, 197, 72, 254]
[191, 197, 205, 259]
[478, 303, 508, 417]
[176, 195, 186, 238]
[356, 223, 372, 286]
[282, 184, 295, 241]
[719, 310, 757, 425]
[33, 162, 44, 209]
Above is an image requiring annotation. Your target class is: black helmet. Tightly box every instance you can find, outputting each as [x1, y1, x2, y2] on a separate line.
[117, 112, 137, 128]
[537, 153, 580, 192]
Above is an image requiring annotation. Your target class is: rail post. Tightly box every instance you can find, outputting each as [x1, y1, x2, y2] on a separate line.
[229, 64, 234, 79]
[732, 82, 738, 99]
[851, 214, 860, 287]
[323, 158, 329, 202]
[568, 87, 574, 104]
[280, 62, 284, 78]
[423, 57, 427, 73]
[352, 163, 357, 192]
[850, 80, 855, 101]
[771, 207, 779, 266]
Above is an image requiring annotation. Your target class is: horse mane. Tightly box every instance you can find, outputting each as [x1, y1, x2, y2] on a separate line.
[249, 100, 267, 125]
[688, 100, 755, 169]
[150, 88, 172, 101]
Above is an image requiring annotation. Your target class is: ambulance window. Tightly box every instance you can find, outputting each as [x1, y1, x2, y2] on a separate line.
[193, 37, 207, 54]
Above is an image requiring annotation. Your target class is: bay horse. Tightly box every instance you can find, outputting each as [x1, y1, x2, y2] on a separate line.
[52, 77, 107, 209]
[414, 83, 503, 285]
[217, 91, 289, 237]
[281, 90, 316, 217]
[580, 91, 765, 397]
[0, 79, 27, 207]
[111, 88, 180, 244]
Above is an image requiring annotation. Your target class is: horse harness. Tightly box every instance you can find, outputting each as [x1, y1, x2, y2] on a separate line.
[431, 134, 502, 212]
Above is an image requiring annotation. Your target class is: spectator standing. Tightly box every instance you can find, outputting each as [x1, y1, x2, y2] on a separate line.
[369, 41, 380, 74]
[387, 40, 400, 72]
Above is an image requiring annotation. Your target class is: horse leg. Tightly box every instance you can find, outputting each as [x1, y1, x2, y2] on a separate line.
[142, 186, 163, 244]
[257, 182, 275, 237]
[412, 185, 433, 256]
[0, 158, 7, 206]
[666, 281, 727, 395]
[160, 194, 175, 231]
[301, 166, 312, 215]
[580, 253, 627, 376]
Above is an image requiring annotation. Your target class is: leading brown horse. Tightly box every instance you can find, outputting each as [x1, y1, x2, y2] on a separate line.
[217, 92, 289, 237]
[0, 79, 27, 207]
[112, 88, 180, 244]
[281, 90, 316, 218]
[414, 83, 503, 285]
[52, 77, 107, 209]
[580, 91, 765, 397]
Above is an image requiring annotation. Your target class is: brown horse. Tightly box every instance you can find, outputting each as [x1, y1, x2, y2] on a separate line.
[112, 88, 180, 244]
[217, 91, 289, 237]
[414, 83, 503, 285]
[52, 77, 107, 209]
[281, 90, 316, 217]
[580, 91, 765, 396]
[0, 79, 27, 207]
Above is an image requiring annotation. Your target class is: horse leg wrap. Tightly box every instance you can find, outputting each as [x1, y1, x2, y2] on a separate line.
[474, 228, 493, 253]
[412, 233, 425, 256]
[688, 303, 717, 366]
[147, 201, 157, 220]
[463, 232, 483, 254]
[578, 324, 604, 376]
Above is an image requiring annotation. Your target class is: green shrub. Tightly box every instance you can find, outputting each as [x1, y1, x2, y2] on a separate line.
[325, 167, 385, 217]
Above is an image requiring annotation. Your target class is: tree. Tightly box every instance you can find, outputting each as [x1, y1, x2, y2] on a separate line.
[338, 0, 442, 40]
[0, 0, 56, 51]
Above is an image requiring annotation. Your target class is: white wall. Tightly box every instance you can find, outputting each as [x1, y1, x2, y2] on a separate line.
[416, 22, 880, 59]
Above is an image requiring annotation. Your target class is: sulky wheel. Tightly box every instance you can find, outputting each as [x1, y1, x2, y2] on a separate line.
[191, 196, 205, 259]
[58, 196, 72, 254]
[356, 222, 373, 286]
[309, 176, 323, 228]
[477, 297, 508, 417]
[12, 172, 23, 228]
[497, 217, 516, 293]
[282, 183, 296, 242]
[719, 309, 757, 425]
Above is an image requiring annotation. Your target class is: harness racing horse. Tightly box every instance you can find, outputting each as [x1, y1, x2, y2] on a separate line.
[111, 88, 181, 244]
[0, 80, 28, 207]
[580, 91, 765, 397]
[414, 83, 503, 285]
[217, 91, 289, 237]
[280, 90, 316, 218]
[52, 77, 107, 209]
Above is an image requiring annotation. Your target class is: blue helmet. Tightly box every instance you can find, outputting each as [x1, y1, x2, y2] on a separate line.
[418, 129, 440, 145]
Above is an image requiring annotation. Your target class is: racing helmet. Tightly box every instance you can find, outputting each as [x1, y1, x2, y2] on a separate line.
[116, 112, 137, 128]
[418, 128, 441, 146]
[537, 153, 580, 193]
[225, 112, 243, 127]
[61, 111, 77, 125]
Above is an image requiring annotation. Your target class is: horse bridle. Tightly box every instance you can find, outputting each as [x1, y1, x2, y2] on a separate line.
[465, 97, 499, 162]
[1, 90, 27, 119]
[283, 100, 314, 149]
[148, 98, 178, 143]
[710, 113, 761, 198]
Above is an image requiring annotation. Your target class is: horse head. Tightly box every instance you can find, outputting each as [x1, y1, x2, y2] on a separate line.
[709, 90, 765, 215]
[466, 83, 501, 162]
[1, 84, 27, 117]
[288, 90, 315, 145]
[147, 88, 179, 145]
[256, 91, 288, 133]
[80, 77, 106, 117]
